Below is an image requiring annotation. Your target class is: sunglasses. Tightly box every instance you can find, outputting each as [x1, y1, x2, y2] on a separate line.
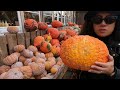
[91, 15, 118, 24]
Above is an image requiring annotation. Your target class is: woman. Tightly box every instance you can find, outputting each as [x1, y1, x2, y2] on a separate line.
[66, 11, 120, 79]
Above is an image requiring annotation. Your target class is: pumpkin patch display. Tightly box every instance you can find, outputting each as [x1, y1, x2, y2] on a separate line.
[60, 35, 109, 71]
[38, 22, 48, 30]
[24, 19, 38, 32]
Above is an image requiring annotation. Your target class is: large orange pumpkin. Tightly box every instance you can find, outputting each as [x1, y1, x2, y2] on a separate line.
[34, 36, 45, 47]
[60, 35, 109, 71]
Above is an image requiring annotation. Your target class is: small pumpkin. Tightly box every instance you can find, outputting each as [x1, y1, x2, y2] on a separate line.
[27, 45, 38, 54]
[51, 45, 61, 57]
[19, 56, 26, 63]
[50, 64, 60, 74]
[3, 68, 24, 79]
[50, 39, 60, 46]
[0, 72, 7, 79]
[11, 62, 23, 68]
[24, 19, 38, 32]
[21, 49, 33, 58]
[51, 20, 63, 28]
[19, 66, 32, 79]
[35, 58, 45, 64]
[40, 41, 52, 53]
[47, 28, 60, 39]
[29, 62, 45, 75]
[7, 26, 19, 34]
[45, 52, 54, 58]
[38, 22, 48, 30]
[43, 34, 52, 43]
[34, 36, 45, 47]
[14, 45, 25, 52]
[24, 59, 32, 66]
[66, 29, 77, 37]
[3, 53, 19, 65]
[35, 52, 46, 60]
[0, 65, 11, 75]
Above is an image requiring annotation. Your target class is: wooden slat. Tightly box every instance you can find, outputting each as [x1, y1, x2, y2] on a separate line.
[36, 30, 41, 36]
[17, 33, 25, 46]
[24, 32, 30, 48]
[0, 35, 8, 61]
[57, 65, 68, 79]
[6, 34, 17, 54]
[40, 30, 47, 36]
[30, 31, 37, 45]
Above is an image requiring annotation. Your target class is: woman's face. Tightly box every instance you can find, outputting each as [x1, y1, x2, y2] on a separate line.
[93, 12, 116, 37]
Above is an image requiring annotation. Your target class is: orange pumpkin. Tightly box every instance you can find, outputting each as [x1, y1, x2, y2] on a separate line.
[34, 36, 45, 47]
[47, 28, 60, 39]
[66, 29, 77, 36]
[38, 22, 48, 30]
[60, 35, 109, 71]
[40, 41, 52, 53]
[50, 39, 60, 46]
[24, 19, 38, 32]
[43, 34, 52, 43]
[51, 20, 63, 28]
[51, 45, 61, 57]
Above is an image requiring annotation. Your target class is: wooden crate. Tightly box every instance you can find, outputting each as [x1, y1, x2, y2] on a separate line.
[0, 29, 68, 79]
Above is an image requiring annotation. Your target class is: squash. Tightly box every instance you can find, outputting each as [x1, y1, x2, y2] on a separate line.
[60, 35, 109, 71]
[14, 45, 25, 52]
[7, 26, 19, 34]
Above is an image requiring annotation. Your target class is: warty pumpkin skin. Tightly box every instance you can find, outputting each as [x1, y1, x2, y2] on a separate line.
[60, 35, 109, 71]
[38, 22, 48, 30]
[24, 19, 38, 32]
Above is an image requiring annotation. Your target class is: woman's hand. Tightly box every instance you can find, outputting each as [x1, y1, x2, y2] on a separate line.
[88, 55, 115, 76]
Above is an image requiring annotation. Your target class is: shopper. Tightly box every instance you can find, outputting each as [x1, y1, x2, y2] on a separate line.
[68, 11, 120, 79]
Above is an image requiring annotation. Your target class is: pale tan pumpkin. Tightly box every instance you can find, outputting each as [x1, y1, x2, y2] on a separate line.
[29, 62, 45, 75]
[27, 45, 38, 54]
[14, 45, 25, 52]
[19, 66, 32, 79]
[0, 65, 11, 75]
[19, 56, 26, 63]
[11, 62, 23, 68]
[24, 59, 32, 66]
[45, 52, 54, 58]
[35, 52, 46, 61]
[35, 70, 47, 79]
[3, 68, 24, 79]
[0, 72, 7, 79]
[3, 53, 19, 65]
[7, 26, 19, 34]
[21, 49, 33, 58]
[30, 56, 37, 62]
[35, 58, 45, 64]
[50, 64, 60, 74]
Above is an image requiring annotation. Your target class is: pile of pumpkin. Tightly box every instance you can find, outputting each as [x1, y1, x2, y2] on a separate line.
[0, 45, 63, 79]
